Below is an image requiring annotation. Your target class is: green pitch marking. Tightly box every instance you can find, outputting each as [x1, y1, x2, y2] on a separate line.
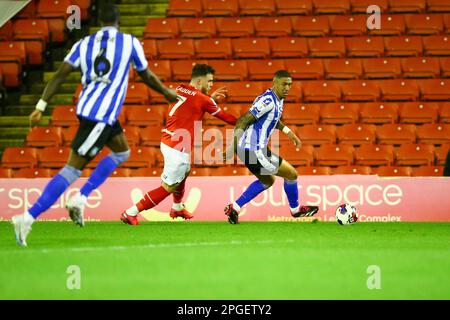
[0, 221, 449, 299]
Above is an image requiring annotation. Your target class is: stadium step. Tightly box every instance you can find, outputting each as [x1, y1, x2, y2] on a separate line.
[0, 138, 24, 150]
[31, 83, 78, 94]
[44, 72, 80, 83]
[0, 116, 50, 127]
[3, 105, 53, 117]
[119, 15, 163, 27]
[116, 4, 168, 16]
[0, 127, 30, 139]
[120, 0, 168, 4]
[20, 94, 73, 106]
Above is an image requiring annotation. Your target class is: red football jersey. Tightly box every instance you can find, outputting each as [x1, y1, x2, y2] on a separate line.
[161, 84, 221, 152]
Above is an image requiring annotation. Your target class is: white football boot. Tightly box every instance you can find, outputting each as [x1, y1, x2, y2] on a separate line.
[66, 193, 86, 227]
[12, 214, 32, 247]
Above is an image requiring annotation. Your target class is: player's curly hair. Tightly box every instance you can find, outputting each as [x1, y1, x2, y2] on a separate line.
[191, 64, 215, 78]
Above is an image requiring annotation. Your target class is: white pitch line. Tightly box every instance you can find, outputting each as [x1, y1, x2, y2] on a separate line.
[4, 239, 296, 254]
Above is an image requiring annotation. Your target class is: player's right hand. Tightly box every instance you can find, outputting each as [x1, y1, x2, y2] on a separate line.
[164, 88, 180, 103]
[29, 109, 42, 126]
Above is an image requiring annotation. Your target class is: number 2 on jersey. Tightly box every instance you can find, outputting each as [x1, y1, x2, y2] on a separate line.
[169, 96, 187, 117]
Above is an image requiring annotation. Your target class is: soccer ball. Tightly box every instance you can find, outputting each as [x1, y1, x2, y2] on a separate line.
[335, 203, 358, 225]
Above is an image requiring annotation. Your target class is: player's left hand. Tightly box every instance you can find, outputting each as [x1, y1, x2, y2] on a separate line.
[29, 109, 43, 127]
[288, 132, 302, 148]
[163, 88, 180, 103]
[211, 86, 227, 102]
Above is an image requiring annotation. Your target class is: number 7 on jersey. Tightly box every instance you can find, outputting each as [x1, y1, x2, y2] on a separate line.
[169, 96, 187, 117]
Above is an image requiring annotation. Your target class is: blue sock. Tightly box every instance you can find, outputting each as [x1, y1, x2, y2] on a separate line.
[29, 165, 81, 219]
[236, 180, 269, 208]
[284, 180, 299, 210]
[80, 155, 118, 197]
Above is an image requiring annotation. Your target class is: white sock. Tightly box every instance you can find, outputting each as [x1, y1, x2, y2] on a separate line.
[232, 201, 241, 212]
[290, 205, 300, 214]
[126, 205, 139, 216]
[172, 203, 184, 211]
[23, 211, 35, 225]
[78, 194, 87, 206]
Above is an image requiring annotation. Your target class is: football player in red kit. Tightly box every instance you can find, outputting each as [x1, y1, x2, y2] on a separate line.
[120, 64, 237, 225]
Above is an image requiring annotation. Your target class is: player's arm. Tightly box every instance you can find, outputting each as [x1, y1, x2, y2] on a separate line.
[276, 120, 301, 148]
[223, 112, 256, 161]
[29, 62, 75, 126]
[211, 109, 237, 126]
[137, 69, 179, 103]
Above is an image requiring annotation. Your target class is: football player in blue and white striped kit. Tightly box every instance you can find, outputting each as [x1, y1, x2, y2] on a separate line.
[224, 70, 319, 224]
[11, 4, 179, 246]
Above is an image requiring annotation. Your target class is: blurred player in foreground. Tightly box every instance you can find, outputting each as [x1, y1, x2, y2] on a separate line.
[11, 4, 179, 246]
[223, 70, 319, 224]
[120, 64, 237, 225]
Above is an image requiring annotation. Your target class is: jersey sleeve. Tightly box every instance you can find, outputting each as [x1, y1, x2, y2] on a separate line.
[130, 36, 148, 72]
[202, 96, 221, 115]
[63, 40, 82, 68]
[249, 95, 274, 119]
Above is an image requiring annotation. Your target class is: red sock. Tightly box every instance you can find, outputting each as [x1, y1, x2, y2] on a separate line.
[173, 178, 186, 203]
[136, 186, 171, 212]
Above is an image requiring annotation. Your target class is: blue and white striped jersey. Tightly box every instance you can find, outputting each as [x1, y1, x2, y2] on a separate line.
[238, 89, 284, 150]
[64, 26, 148, 125]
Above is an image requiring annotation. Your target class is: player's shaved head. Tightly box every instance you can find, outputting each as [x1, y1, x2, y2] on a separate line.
[274, 70, 291, 79]
[191, 64, 215, 79]
[99, 3, 120, 25]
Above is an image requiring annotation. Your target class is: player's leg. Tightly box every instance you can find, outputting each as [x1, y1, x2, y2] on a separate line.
[275, 158, 319, 218]
[169, 166, 194, 220]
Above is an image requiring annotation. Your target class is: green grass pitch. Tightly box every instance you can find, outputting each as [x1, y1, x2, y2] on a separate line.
[0, 221, 449, 300]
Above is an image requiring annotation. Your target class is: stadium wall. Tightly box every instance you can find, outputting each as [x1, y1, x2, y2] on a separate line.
[0, 176, 449, 222]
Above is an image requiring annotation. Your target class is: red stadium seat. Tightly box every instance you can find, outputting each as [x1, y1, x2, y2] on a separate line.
[0, 21, 13, 41]
[125, 105, 166, 127]
[122, 147, 156, 168]
[122, 126, 141, 147]
[354, 144, 394, 166]
[438, 102, 450, 123]
[148, 82, 178, 104]
[302, 81, 341, 102]
[37, 0, 70, 18]
[395, 143, 435, 166]
[139, 125, 163, 147]
[336, 124, 377, 145]
[0, 167, 12, 178]
[297, 166, 332, 175]
[445, 14, 450, 33]
[130, 167, 163, 177]
[320, 103, 359, 125]
[282, 103, 320, 125]
[143, 18, 179, 39]
[147, 60, 171, 82]
[368, 14, 406, 36]
[167, 0, 202, 17]
[195, 38, 232, 59]
[297, 125, 337, 146]
[212, 166, 251, 176]
[207, 60, 247, 81]
[374, 166, 412, 176]
[216, 17, 255, 38]
[26, 126, 62, 147]
[351, 0, 388, 13]
[71, 0, 91, 20]
[157, 39, 195, 60]
[226, 81, 264, 103]
[330, 15, 367, 36]
[422, 35, 450, 56]
[412, 165, 444, 176]
[202, 0, 239, 16]
[346, 36, 385, 58]
[416, 123, 450, 144]
[14, 168, 52, 178]
[254, 17, 292, 37]
[61, 126, 78, 146]
[284, 59, 324, 80]
[405, 13, 444, 35]
[238, 0, 275, 16]
[376, 124, 417, 145]
[16, 1, 36, 18]
[419, 79, 450, 100]
[124, 83, 149, 105]
[171, 60, 208, 81]
[178, 18, 217, 38]
[0, 41, 26, 64]
[308, 37, 346, 58]
[279, 144, 315, 166]
[1, 147, 38, 168]
[51, 105, 78, 127]
[428, 0, 450, 13]
[109, 168, 131, 178]
[399, 102, 439, 124]
[141, 39, 157, 60]
[436, 144, 450, 165]
[385, 36, 423, 57]
[341, 80, 380, 102]
[389, 0, 426, 13]
[38, 147, 70, 169]
[315, 144, 354, 166]
[359, 102, 399, 124]
[292, 15, 329, 37]
[0, 61, 21, 87]
[333, 165, 372, 175]
[189, 167, 212, 176]
[247, 59, 285, 80]
[313, 0, 350, 14]
[379, 79, 419, 101]
[441, 57, 450, 77]
[324, 59, 363, 80]
[269, 37, 308, 59]
[401, 57, 441, 78]
[275, 0, 312, 15]
[232, 37, 270, 59]
[283, 82, 302, 103]
[363, 58, 402, 79]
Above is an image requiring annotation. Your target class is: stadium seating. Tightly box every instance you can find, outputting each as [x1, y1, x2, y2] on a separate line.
[354, 144, 394, 166]
[395, 143, 435, 166]
[436, 144, 450, 165]
[297, 125, 336, 145]
[0, 167, 12, 178]
[416, 123, 450, 144]
[38, 147, 70, 169]
[405, 13, 444, 35]
[292, 16, 329, 37]
[207, 60, 248, 81]
[379, 79, 420, 101]
[427, 0, 450, 13]
[216, 17, 255, 38]
[333, 165, 372, 175]
[341, 80, 380, 101]
[124, 83, 149, 105]
[125, 105, 166, 127]
[122, 126, 141, 147]
[195, 38, 233, 59]
[324, 58, 363, 80]
[419, 79, 450, 100]
[351, 0, 388, 13]
[144, 18, 179, 39]
[389, 0, 426, 13]
[247, 59, 285, 80]
[385, 36, 423, 56]
[238, 0, 276, 16]
[376, 124, 417, 145]
[296, 166, 332, 175]
[359, 102, 399, 124]
[269, 38, 308, 59]
[141, 39, 157, 60]
[61, 126, 78, 146]
[1, 148, 38, 168]
[130, 167, 163, 177]
[171, 60, 207, 81]
[412, 165, 444, 176]
[315, 144, 354, 166]
[123, 147, 157, 168]
[178, 18, 217, 38]
[282, 103, 320, 125]
[401, 57, 441, 78]
[51, 105, 78, 127]
[14, 168, 52, 178]
[167, 0, 203, 17]
[202, 0, 239, 17]
[254, 17, 292, 37]
[278, 144, 314, 166]
[362, 58, 402, 79]
[225, 81, 264, 103]
[302, 81, 341, 102]
[368, 14, 405, 36]
[313, 0, 350, 14]
[346, 36, 385, 58]
[275, 0, 312, 15]
[439, 102, 450, 123]
[308, 37, 346, 58]
[157, 39, 195, 60]
[110, 168, 132, 178]
[232, 37, 270, 59]
[147, 60, 172, 82]
[423, 35, 450, 56]
[399, 102, 439, 124]
[330, 15, 367, 36]
[320, 103, 359, 125]
[139, 125, 163, 147]
[336, 124, 377, 145]
[374, 166, 413, 176]
[25, 126, 62, 147]
[284, 59, 323, 80]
